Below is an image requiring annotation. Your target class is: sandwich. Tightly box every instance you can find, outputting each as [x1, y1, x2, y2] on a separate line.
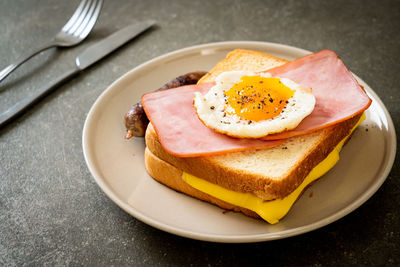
[136, 49, 371, 224]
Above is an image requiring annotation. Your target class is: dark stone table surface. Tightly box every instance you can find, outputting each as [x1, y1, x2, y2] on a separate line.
[1, 0, 399, 265]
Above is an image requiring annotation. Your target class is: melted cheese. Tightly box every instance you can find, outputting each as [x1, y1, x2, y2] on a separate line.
[182, 114, 364, 224]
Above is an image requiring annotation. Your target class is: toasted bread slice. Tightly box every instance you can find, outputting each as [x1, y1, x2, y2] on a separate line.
[146, 114, 360, 200]
[145, 147, 260, 219]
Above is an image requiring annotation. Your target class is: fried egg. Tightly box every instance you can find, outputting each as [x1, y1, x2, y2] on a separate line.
[193, 71, 316, 138]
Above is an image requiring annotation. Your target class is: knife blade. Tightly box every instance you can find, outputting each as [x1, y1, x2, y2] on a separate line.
[0, 20, 155, 128]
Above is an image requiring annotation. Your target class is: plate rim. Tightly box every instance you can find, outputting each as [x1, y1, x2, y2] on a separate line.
[82, 41, 397, 243]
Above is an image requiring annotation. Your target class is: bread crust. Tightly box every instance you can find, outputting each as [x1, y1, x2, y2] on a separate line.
[198, 49, 289, 84]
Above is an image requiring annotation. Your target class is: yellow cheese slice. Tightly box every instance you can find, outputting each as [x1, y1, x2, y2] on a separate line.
[182, 114, 364, 224]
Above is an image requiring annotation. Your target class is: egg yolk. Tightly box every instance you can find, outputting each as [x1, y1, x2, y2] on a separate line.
[224, 76, 294, 122]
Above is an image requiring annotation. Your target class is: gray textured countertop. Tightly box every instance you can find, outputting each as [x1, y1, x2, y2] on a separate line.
[1, 0, 399, 265]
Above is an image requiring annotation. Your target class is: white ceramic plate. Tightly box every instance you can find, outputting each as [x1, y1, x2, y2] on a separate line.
[82, 41, 396, 243]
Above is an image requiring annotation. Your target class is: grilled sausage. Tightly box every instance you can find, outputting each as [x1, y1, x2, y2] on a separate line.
[124, 71, 207, 139]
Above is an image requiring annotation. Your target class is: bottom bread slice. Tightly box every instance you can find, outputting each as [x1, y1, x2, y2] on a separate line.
[144, 147, 261, 219]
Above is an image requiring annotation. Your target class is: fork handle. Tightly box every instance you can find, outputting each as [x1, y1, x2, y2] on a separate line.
[0, 67, 80, 128]
[0, 42, 56, 83]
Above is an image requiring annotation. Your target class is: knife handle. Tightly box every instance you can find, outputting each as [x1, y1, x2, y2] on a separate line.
[0, 68, 80, 128]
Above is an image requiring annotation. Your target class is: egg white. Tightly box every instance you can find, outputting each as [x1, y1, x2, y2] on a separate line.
[193, 71, 316, 138]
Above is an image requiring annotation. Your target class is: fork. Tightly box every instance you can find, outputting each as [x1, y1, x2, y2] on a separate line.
[0, 0, 103, 83]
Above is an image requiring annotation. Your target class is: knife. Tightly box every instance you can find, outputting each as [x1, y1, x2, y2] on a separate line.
[0, 20, 155, 128]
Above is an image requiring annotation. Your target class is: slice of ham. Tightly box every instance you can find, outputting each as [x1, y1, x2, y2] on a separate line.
[142, 49, 372, 157]
[142, 84, 284, 157]
[261, 49, 371, 140]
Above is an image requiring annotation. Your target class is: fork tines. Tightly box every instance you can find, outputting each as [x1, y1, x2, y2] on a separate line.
[62, 0, 103, 38]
